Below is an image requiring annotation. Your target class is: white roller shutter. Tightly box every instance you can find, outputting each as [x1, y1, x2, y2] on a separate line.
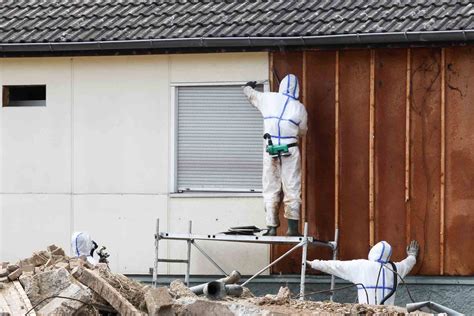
[177, 85, 263, 192]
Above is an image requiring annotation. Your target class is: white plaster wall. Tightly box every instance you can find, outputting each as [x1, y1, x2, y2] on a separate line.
[167, 197, 267, 275]
[0, 52, 269, 275]
[1, 58, 72, 193]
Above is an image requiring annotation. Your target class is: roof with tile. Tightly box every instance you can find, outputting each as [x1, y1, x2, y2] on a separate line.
[0, 0, 473, 53]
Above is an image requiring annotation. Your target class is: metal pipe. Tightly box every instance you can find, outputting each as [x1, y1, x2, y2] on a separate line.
[2, 30, 474, 53]
[203, 281, 227, 300]
[241, 241, 304, 286]
[190, 270, 241, 295]
[202, 281, 244, 300]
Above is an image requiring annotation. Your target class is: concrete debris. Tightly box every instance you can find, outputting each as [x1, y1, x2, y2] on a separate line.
[72, 266, 145, 316]
[0, 245, 150, 315]
[255, 286, 291, 305]
[144, 287, 173, 316]
[37, 283, 92, 316]
[170, 279, 197, 299]
[7, 269, 22, 282]
[20, 267, 73, 308]
[179, 299, 234, 316]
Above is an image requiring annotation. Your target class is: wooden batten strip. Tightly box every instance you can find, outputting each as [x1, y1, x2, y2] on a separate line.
[405, 48, 412, 245]
[369, 49, 375, 246]
[440, 48, 446, 275]
[335, 51, 340, 230]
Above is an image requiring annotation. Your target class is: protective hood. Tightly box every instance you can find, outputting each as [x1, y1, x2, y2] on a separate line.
[278, 74, 300, 100]
[71, 231, 94, 258]
[368, 241, 392, 263]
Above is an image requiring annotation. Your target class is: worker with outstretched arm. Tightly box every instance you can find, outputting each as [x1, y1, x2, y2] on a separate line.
[307, 240, 419, 305]
[243, 75, 308, 236]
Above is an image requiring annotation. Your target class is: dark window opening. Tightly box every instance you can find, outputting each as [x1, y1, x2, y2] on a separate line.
[2, 85, 46, 107]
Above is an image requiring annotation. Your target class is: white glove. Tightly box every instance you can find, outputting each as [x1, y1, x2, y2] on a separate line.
[406, 240, 419, 258]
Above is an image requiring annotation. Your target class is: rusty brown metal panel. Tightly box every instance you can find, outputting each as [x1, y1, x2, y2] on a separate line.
[270, 51, 304, 273]
[445, 46, 474, 275]
[374, 48, 408, 261]
[409, 48, 441, 275]
[338, 50, 371, 260]
[304, 51, 337, 267]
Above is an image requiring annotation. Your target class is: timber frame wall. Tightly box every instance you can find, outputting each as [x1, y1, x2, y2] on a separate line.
[270, 46, 474, 276]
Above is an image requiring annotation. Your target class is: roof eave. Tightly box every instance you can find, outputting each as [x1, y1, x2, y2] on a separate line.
[1, 30, 474, 53]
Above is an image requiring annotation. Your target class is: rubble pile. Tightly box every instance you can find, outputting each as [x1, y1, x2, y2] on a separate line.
[0, 245, 148, 315]
[0, 248, 427, 315]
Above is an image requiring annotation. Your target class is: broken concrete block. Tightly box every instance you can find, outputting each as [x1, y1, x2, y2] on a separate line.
[55, 262, 69, 270]
[22, 264, 35, 273]
[18, 258, 32, 268]
[0, 269, 8, 277]
[72, 267, 144, 316]
[47, 244, 59, 252]
[180, 299, 234, 316]
[7, 268, 22, 281]
[144, 287, 173, 316]
[20, 267, 72, 308]
[38, 283, 92, 315]
[170, 280, 197, 298]
[6, 264, 19, 273]
[0, 276, 8, 283]
[30, 251, 49, 266]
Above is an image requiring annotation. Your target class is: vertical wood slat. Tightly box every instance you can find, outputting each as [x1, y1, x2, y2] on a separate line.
[335, 51, 340, 230]
[440, 48, 446, 275]
[338, 50, 371, 260]
[410, 48, 442, 274]
[270, 51, 305, 273]
[369, 49, 376, 246]
[304, 51, 337, 267]
[445, 47, 474, 275]
[374, 49, 408, 260]
[405, 48, 412, 246]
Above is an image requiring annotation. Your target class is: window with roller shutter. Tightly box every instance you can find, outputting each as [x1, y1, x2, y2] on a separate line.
[176, 85, 264, 192]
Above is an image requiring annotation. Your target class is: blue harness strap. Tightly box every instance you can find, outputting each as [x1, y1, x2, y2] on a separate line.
[75, 232, 83, 256]
[264, 116, 300, 126]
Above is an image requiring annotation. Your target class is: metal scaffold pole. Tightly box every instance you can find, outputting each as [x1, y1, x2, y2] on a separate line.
[299, 222, 309, 300]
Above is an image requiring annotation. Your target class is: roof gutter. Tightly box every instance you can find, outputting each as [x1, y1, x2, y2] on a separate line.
[1, 30, 473, 53]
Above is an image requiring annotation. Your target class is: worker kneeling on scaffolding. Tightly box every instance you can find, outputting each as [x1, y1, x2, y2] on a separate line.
[308, 240, 419, 305]
[243, 74, 308, 236]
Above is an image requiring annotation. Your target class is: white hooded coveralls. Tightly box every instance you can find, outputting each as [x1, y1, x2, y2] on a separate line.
[71, 231, 97, 265]
[309, 241, 416, 305]
[244, 74, 308, 227]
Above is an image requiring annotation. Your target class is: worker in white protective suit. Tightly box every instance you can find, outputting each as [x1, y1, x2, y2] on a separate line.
[307, 240, 419, 305]
[243, 74, 308, 236]
[71, 232, 98, 265]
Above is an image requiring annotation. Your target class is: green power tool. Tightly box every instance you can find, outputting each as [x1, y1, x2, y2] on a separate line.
[263, 133, 297, 158]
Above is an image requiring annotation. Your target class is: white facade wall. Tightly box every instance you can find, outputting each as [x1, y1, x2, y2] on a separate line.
[0, 53, 269, 275]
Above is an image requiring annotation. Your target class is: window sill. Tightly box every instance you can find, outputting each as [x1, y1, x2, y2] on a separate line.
[169, 192, 262, 198]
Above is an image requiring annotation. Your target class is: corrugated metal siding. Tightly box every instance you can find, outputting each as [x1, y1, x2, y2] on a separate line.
[271, 46, 474, 276]
[177, 85, 263, 192]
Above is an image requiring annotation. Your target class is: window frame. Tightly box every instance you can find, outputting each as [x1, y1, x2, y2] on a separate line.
[169, 81, 269, 194]
[2, 84, 47, 107]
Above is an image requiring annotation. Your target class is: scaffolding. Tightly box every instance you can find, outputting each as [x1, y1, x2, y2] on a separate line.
[153, 218, 339, 300]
